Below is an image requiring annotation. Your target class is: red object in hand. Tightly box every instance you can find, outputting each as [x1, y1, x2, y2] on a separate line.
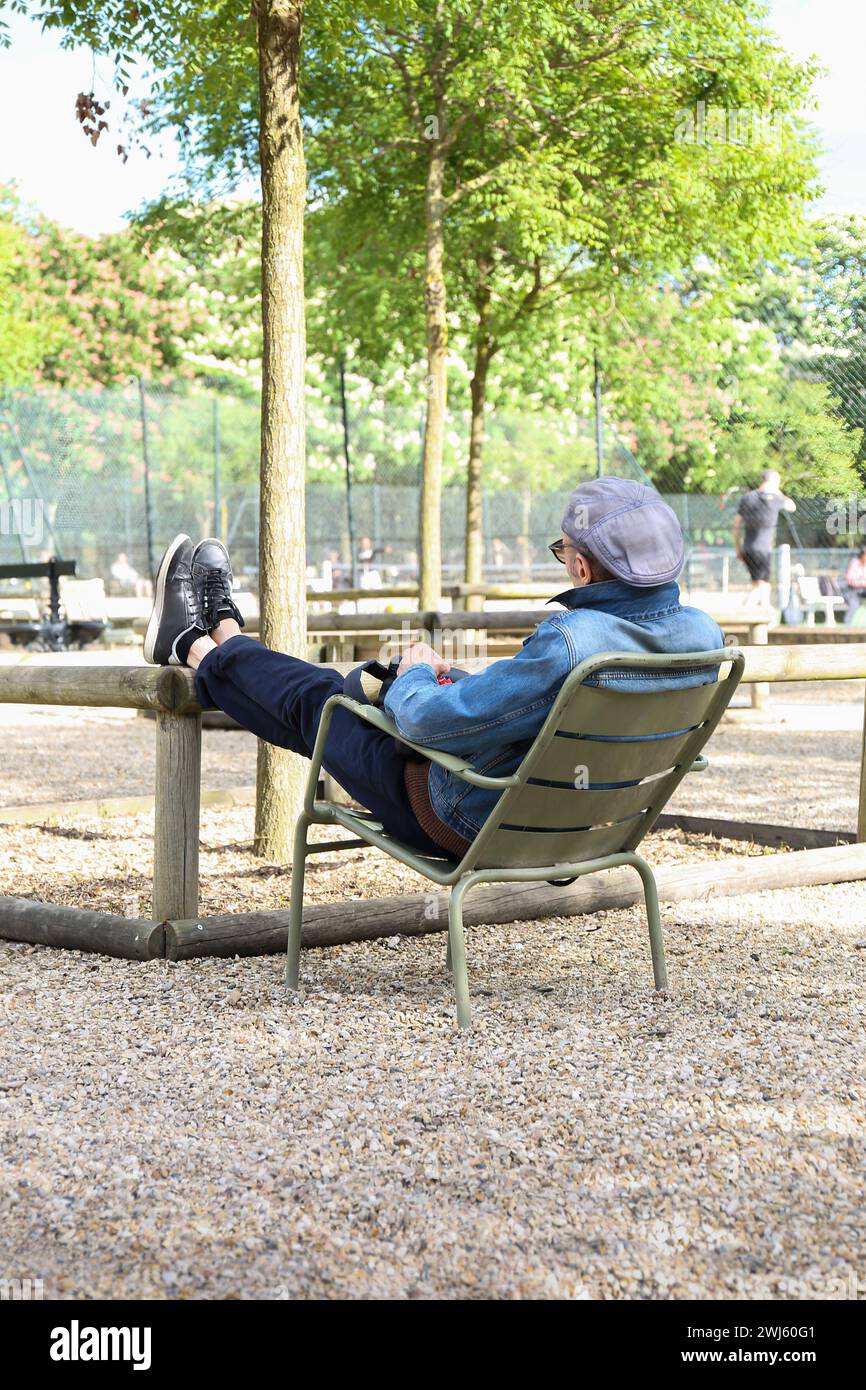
[437, 674, 453, 685]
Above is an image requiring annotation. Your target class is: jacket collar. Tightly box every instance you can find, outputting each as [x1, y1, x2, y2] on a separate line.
[548, 579, 682, 615]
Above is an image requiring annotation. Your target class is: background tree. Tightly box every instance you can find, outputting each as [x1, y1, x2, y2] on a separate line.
[0, 0, 312, 862]
[763, 216, 866, 469]
[300, 0, 822, 600]
[133, 197, 264, 391]
[302, 0, 546, 606]
[0, 203, 54, 386]
[1, 184, 200, 386]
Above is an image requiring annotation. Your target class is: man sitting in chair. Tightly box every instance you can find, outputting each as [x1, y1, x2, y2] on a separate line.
[144, 477, 724, 862]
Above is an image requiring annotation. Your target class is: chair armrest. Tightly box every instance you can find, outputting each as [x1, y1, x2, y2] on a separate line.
[330, 695, 521, 790]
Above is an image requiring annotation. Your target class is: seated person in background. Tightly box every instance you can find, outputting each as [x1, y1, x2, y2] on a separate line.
[110, 551, 150, 598]
[490, 536, 510, 571]
[843, 545, 866, 624]
[142, 478, 724, 862]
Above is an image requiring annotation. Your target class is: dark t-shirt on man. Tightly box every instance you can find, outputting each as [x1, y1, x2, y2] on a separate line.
[736, 489, 787, 554]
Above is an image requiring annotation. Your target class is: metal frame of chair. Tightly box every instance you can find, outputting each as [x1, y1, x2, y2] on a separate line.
[286, 647, 745, 1027]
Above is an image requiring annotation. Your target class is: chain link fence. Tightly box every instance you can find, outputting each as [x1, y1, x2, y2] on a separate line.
[0, 382, 650, 588]
[0, 381, 859, 600]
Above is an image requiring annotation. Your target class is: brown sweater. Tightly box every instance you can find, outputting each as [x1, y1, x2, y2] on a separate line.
[403, 759, 473, 860]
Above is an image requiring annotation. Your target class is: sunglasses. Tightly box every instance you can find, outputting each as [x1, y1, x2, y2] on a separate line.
[549, 538, 573, 564]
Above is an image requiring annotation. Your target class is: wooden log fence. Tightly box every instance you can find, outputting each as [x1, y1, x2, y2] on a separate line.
[0, 641, 865, 952]
[132, 606, 775, 708]
[0, 842, 863, 961]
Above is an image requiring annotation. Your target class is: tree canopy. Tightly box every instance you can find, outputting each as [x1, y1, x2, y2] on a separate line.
[2, 0, 859, 504]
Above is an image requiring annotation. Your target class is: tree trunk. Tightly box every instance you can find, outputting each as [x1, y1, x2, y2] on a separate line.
[253, 0, 308, 862]
[464, 255, 493, 613]
[418, 139, 448, 611]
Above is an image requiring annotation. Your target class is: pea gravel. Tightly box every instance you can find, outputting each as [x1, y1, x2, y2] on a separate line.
[1, 878, 864, 1300]
[0, 689, 864, 1299]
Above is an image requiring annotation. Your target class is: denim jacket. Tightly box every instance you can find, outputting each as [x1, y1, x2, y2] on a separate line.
[383, 580, 725, 841]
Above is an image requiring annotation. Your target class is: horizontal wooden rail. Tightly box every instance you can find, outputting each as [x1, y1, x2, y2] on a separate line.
[306, 608, 553, 633]
[164, 842, 866, 957]
[449, 582, 562, 599]
[1, 641, 864, 924]
[134, 608, 559, 637]
[3, 842, 864, 959]
[0, 644, 864, 714]
[0, 663, 199, 714]
[733, 643, 866, 683]
[304, 583, 556, 604]
[310, 585, 418, 601]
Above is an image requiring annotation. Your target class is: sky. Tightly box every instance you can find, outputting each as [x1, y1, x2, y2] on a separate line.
[0, 9, 186, 233]
[0, 1, 863, 235]
[767, 0, 866, 217]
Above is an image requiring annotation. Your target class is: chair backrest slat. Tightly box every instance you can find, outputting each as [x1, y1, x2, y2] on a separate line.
[480, 815, 648, 870]
[508, 768, 682, 829]
[530, 726, 699, 784]
[553, 679, 718, 738]
[466, 648, 744, 873]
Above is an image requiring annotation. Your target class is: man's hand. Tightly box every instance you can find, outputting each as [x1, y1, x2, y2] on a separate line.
[396, 641, 450, 678]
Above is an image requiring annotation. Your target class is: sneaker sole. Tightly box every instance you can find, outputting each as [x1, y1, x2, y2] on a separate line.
[143, 534, 192, 665]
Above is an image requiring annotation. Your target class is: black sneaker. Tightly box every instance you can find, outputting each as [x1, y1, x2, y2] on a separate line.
[143, 534, 207, 665]
[191, 538, 245, 633]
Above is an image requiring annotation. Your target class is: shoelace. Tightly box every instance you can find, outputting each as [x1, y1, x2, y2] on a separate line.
[201, 569, 235, 628]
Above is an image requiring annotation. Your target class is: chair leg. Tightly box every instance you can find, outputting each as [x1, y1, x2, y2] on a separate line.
[285, 813, 311, 990]
[448, 882, 472, 1029]
[445, 934, 452, 973]
[631, 853, 668, 992]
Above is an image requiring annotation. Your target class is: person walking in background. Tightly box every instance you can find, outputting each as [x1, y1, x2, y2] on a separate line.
[843, 544, 866, 624]
[733, 469, 796, 604]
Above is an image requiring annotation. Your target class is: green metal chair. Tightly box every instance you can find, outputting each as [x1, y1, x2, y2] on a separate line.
[286, 647, 745, 1027]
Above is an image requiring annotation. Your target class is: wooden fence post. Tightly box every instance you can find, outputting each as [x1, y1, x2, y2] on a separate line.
[858, 689, 866, 843]
[153, 712, 202, 921]
[749, 620, 769, 709]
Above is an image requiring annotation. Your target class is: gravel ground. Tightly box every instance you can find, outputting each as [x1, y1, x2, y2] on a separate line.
[0, 706, 255, 808]
[669, 683, 864, 831]
[0, 807, 766, 918]
[0, 880, 864, 1300]
[0, 687, 864, 1299]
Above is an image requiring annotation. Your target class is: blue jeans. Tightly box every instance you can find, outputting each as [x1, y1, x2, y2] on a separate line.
[193, 634, 445, 857]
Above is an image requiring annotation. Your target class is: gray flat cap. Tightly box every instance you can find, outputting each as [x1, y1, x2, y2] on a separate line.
[561, 477, 684, 586]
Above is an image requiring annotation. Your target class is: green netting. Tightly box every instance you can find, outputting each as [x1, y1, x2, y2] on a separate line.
[0, 382, 858, 593]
